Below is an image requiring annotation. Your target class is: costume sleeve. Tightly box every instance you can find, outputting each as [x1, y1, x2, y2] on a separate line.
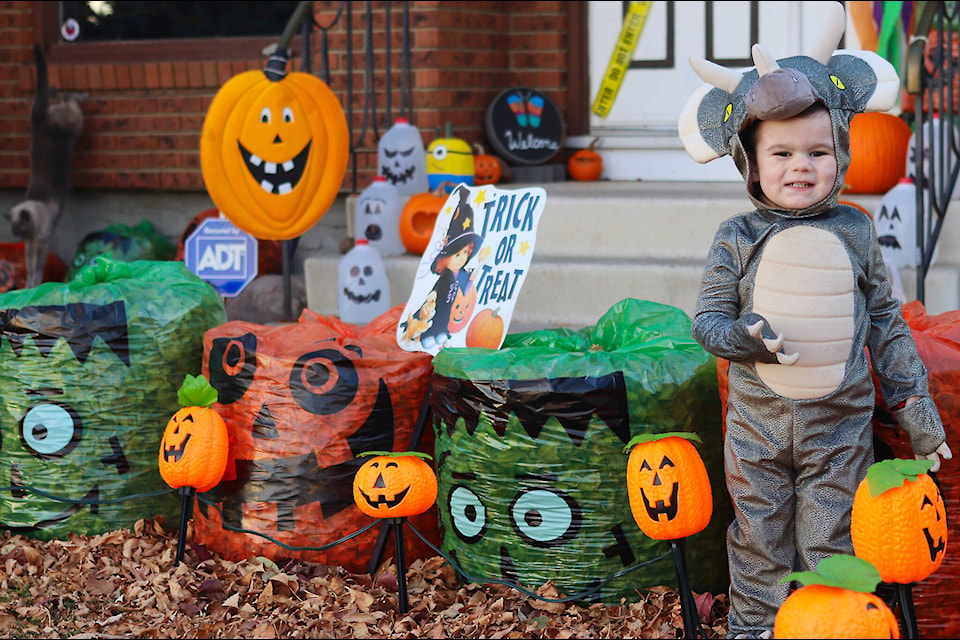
[691, 220, 779, 363]
[862, 220, 946, 455]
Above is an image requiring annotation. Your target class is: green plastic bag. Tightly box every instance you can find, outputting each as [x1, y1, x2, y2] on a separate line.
[66, 221, 176, 280]
[431, 298, 730, 603]
[0, 256, 226, 539]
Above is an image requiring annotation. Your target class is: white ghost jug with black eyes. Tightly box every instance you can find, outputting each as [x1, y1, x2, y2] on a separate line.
[378, 118, 428, 197]
[355, 176, 404, 256]
[338, 239, 391, 325]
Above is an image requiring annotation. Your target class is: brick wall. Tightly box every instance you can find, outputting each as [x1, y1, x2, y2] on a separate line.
[0, 1, 570, 195]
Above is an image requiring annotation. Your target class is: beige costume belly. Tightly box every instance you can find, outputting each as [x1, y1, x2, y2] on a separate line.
[753, 226, 855, 400]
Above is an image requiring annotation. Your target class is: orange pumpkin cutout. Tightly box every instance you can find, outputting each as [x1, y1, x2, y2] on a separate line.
[465, 307, 505, 349]
[851, 458, 948, 585]
[774, 555, 899, 639]
[447, 285, 477, 334]
[200, 67, 349, 240]
[353, 451, 438, 518]
[625, 433, 712, 540]
[399, 186, 449, 255]
[158, 374, 229, 493]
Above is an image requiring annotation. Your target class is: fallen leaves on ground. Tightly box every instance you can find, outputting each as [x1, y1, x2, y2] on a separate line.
[0, 517, 729, 638]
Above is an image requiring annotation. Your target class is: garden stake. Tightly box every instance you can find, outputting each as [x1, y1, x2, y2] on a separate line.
[894, 582, 920, 639]
[176, 486, 195, 565]
[670, 538, 704, 638]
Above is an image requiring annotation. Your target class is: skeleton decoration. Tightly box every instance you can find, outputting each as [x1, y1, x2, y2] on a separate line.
[6, 45, 85, 290]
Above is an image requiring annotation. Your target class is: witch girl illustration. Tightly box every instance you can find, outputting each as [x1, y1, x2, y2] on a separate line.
[414, 185, 482, 351]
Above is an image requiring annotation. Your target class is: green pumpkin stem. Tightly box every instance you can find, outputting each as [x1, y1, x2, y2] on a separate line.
[780, 554, 881, 593]
[178, 374, 219, 408]
[623, 431, 703, 454]
[865, 458, 935, 497]
[359, 450, 434, 461]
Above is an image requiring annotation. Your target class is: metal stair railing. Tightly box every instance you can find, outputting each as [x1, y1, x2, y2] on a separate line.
[905, 1, 960, 305]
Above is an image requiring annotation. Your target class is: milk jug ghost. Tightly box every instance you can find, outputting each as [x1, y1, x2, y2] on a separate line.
[354, 176, 404, 256]
[377, 118, 428, 197]
[338, 239, 391, 324]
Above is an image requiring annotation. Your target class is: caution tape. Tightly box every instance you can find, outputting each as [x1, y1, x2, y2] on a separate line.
[591, 0, 654, 119]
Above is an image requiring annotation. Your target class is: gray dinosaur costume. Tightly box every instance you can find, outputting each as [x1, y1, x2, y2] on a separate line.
[677, 5, 947, 637]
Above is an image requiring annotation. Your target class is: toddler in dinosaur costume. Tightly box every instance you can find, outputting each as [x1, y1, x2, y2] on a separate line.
[677, 4, 951, 637]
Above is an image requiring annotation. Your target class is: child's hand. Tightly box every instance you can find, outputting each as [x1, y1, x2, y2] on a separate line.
[916, 441, 953, 473]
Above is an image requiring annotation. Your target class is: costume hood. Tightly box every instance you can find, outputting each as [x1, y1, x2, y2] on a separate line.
[677, 2, 900, 217]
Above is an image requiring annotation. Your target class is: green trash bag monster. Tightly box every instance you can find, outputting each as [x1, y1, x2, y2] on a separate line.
[429, 298, 731, 603]
[0, 257, 225, 539]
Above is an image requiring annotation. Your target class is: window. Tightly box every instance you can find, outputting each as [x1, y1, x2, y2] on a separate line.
[36, 1, 305, 63]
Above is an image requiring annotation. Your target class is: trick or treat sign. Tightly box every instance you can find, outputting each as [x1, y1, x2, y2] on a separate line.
[397, 183, 545, 355]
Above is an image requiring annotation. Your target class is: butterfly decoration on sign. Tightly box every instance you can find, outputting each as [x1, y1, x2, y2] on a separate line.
[505, 91, 545, 129]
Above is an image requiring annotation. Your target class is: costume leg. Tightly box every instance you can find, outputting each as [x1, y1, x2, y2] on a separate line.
[793, 395, 874, 571]
[724, 386, 797, 637]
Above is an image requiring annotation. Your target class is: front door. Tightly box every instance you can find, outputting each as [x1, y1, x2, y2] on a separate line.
[580, 1, 848, 181]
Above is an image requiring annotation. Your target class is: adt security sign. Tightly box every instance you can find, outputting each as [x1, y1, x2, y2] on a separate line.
[184, 216, 258, 297]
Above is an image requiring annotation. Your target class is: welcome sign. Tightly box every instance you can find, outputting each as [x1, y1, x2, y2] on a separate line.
[397, 183, 546, 356]
[485, 88, 564, 166]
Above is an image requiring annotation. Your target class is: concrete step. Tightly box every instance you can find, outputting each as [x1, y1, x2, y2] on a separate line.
[303, 181, 960, 331]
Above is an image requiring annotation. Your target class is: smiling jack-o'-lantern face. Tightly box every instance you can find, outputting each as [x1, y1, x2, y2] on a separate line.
[201, 70, 349, 240]
[625, 434, 713, 540]
[852, 459, 948, 584]
[353, 453, 438, 518]
[447, 285, 477, 334]
[159, 405, 229, 493]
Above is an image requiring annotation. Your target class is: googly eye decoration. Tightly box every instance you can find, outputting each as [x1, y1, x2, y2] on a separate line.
[677, 2, 901, 164]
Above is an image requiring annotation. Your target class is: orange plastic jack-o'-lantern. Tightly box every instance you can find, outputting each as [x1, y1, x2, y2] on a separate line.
[851, 458, 948, 584]
[158, 374, 229, 493]
[353, 451, 438, 518]
[200, 66, 349, 240]
[191, 306, 439, 571]
[625, 432, 712, 540]
[774, 555, 900, 639]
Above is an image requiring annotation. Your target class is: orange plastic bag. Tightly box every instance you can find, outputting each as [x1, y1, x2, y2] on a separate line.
[192, 305, 439, 572]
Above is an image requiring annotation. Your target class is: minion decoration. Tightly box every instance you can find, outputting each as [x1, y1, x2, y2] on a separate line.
[427, 124, 474, 193]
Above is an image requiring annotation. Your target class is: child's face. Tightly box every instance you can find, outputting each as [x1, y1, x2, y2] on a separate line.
[448, 245, 471, 271]
[753, 109, 837, 211]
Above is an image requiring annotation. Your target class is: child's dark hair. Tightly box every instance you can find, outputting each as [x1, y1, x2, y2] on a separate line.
[740, 102, 830, 156]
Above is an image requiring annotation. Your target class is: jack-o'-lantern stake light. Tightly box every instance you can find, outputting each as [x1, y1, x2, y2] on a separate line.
[625, 432, 712, 638]
[200, 45, 349, 240]
[159, 373, 229, 564]
[852, 458, 947, 638]
[353, 450, 437, 613]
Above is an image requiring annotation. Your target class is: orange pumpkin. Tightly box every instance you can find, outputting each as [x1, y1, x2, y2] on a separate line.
[465, 307, 505, 349]
[625, 432, 712, 540]
[158, 374, 229, 493]
[448, 285, 477, 333]
[845, 112, 913, 194]
[200, 65, 349, 240]
[473, 143, 502, 186]
[353, 451, 438, 518]
[851, 458, 948, 584]
[567, 138, 603, 182]
[399, 185, 450, 255]
[774, 555, 899, 639]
